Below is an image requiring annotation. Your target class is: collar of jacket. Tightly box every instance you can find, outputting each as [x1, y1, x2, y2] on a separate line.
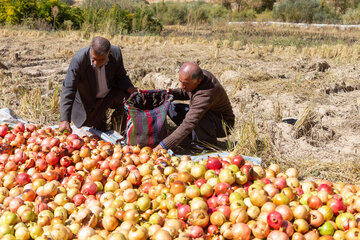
[190, 75, 208, 94]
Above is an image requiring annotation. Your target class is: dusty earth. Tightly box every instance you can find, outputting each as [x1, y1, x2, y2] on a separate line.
[0, 28, 359, 182]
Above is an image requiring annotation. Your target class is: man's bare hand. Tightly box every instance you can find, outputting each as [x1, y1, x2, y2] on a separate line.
[59, 121, 72, 133]
[153, 144, 163, 152]
[128, 86, 140, 94]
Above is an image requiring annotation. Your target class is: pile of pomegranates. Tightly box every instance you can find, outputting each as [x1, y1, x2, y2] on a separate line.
[0, 122, 359, 240]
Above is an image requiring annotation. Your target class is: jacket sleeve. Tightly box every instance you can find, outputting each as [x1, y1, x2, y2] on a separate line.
[171, 88, 189, 100]
[113, 46, 133, 91]
[60, 56, 80, 122]
[162, 92, 212, 149]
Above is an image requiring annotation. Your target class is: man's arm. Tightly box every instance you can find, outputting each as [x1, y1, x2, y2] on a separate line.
[161, 92, 212, 150]
[169, 88, 189, 101]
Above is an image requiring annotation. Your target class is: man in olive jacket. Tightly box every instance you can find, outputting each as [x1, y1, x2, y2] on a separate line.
[59, 36, 138, 132]
[154, 62, 235, 151]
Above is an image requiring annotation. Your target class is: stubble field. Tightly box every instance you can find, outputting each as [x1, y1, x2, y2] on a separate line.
[0, 24, 359, 182]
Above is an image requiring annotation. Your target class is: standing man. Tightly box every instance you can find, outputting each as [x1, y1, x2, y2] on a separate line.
[154, 62, 235, 151]
[59, 36, 138, 132]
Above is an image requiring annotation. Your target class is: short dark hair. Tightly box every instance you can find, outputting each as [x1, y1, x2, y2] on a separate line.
[90, 36, 111, 56]
[191, 68, 204, 82]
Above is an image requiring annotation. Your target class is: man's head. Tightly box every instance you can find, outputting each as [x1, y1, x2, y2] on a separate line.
[179, 62, 204, 92]
[90, 36, 111, 68]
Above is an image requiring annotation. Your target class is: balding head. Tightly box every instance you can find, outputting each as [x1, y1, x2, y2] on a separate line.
[90, 36, 111, 56]
[178, 62, 204, 92]
[179, 62, 204, 83]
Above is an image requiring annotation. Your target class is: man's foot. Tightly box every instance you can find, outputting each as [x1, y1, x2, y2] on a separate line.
[191, 142, 206, 151]
[190, 142, 211, 154]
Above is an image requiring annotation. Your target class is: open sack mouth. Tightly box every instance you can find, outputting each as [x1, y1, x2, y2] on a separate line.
[127, 90, 172, 110]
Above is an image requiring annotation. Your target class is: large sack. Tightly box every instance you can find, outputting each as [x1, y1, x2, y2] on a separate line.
[124, 90, 173, 148]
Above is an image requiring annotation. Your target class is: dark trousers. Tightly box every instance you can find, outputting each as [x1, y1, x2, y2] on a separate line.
[83, 88, 129, 132]
[168, 103, 228, 145]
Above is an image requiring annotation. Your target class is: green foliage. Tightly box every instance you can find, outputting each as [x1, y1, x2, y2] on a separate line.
[36, 0, 83, 28]
[261, 0, 276, 11]
[208, 4, 231, 19]
[186, 3, 209, 25]
[342, 5, 360, 24]
[247, 0, 276, 12]
[132, 7, 162, 34]
[273, 0, 337, 23]
[2, 0, 360, 32]
[238, 8, 257, 20]
[0, 0, 83, 29]
[151, 2, 188, 25]
[0, 0, 37, 24]
[63, 6, 83, 29]
[81, 0, 161, 35]
[82, 4, 130, 34]
[82, 0, 147, 11]
[256, 9, 274, 21]
[36, 0, 57, 23]
[0, 1, 6, 23]
[0, 0, 161, 34]
[150, 2, 234, 25]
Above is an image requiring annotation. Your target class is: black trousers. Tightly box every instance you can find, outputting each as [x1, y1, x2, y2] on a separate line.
[83, 88, 129, 132]
[168, 103, 229, 145]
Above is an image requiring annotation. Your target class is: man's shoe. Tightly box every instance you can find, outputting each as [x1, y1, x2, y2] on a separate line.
[190, 142, 209, 154]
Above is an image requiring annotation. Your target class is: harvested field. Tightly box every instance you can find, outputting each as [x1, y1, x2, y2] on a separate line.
[0, 25, 359, 182]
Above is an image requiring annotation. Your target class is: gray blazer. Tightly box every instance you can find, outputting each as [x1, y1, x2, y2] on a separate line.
[60, 45, 133, 127]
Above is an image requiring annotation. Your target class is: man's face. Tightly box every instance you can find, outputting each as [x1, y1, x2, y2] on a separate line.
[179, 72, 201, 92]
[90, 49, 109, 68]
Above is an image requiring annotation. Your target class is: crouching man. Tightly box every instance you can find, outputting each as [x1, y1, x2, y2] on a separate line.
[59, 36, 138, 133]
[154, 62, 235, 151]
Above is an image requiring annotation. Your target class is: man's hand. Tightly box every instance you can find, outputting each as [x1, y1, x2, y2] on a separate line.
[127, 86, 140, 94]
[59, 121, 72, 133]
[166, 88, 172, 94]
[153, 144, 163, 152]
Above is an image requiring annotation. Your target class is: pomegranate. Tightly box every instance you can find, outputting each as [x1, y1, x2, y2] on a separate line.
[267, 211, 283, 229]
[206, 157, 222, 170]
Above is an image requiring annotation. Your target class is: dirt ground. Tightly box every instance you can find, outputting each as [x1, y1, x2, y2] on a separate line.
[0, 28, 359, 182]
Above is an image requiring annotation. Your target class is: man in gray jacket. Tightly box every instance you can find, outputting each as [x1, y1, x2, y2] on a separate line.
[59, 36, 138, 132]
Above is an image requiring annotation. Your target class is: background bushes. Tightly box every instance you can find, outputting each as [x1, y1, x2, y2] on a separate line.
[0, 0, 38, 24]
[81, 0, 161, 35]
[342, 5, 360, 24]
[272, 0, 338, 23]
[1, 0, 360, 35]
[0, 0, 161, 34]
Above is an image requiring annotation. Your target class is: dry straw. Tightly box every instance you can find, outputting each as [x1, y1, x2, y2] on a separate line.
[229, 117, 273, 159]
[294, 104, 317, 138]
[232, 41, 242, 51]
[223, 40, 230, 48]
[274, 100, 282, 122]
